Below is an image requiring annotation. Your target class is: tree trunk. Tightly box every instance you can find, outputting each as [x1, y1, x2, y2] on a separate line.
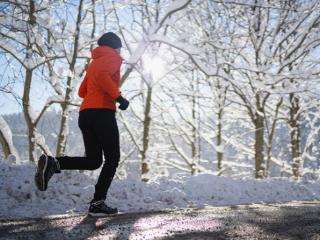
[214, 75, 228, 176]
[23, 68, 37, 162]
[254, 112, 265, 179]
[56, 0, 84, 157]
[20, 0, 37, 162]
[191, 126, 197, 175]
[0, 131, 10, 158]
[289, 92, 301, 178]
[141, 87, 152, 182]
[265, 98, 283, 177]
[0, 116, 19, 160]
[216, 108, 223, 175]
[56, 102, 69, 157]
[191, 76, 199, 175]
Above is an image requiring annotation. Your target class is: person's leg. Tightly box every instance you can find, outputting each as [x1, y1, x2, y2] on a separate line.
[56, 110, 103, 170]
[90, 110, 120, 202]
[35, 110, 104, 191]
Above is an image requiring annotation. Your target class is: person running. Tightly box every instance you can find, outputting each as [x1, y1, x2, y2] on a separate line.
[35, 32, 129, 216]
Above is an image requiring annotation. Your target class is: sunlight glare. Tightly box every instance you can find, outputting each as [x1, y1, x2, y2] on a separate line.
[143, 55, 166, 81]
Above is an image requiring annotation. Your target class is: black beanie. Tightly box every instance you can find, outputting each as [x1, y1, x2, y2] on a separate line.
[97, 32, 122, 49]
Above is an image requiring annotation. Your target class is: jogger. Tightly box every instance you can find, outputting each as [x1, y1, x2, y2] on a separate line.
[35, 32, 129, 216]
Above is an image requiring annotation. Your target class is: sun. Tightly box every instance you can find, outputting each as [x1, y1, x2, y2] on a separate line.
[142, 54, 166, 81]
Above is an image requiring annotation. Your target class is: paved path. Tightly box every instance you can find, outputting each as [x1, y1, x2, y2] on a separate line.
[0, 201, 319, 240]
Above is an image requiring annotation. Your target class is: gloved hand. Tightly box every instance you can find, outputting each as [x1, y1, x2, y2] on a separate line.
[116, 95, 129, 110]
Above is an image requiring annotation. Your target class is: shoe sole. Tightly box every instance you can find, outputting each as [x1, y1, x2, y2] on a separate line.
[88, 212, 118, 217]
[35, 155, 48, 191]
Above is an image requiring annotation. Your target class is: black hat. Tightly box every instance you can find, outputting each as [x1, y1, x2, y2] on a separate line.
[97, 32, 122, 49]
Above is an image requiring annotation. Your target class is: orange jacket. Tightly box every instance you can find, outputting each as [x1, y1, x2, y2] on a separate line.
[78, 46, 122, 111]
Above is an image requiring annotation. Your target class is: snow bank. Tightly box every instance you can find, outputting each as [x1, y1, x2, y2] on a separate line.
[0, 159, 319, 219]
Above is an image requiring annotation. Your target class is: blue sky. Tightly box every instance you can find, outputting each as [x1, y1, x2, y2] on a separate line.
[0, 54, 57, 115]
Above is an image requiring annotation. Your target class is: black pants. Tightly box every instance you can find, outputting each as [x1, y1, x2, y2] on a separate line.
[56, 109, 120, 202]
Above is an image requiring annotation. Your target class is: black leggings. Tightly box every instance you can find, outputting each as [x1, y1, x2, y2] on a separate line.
[56, 108, 120, 202]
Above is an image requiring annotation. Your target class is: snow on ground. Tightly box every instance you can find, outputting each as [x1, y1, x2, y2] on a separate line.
[0, 159, 319, 219]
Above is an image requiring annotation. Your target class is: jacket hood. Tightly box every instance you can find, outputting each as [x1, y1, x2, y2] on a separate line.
[91, 46, 122, 60]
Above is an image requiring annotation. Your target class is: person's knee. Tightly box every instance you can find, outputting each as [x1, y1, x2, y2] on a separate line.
[87, 157, 103, 170]
[110, 159, 119, 169]
[104, 153, 120, 169]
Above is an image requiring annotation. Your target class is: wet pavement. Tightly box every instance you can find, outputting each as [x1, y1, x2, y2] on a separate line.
[0, 201, 319, 240]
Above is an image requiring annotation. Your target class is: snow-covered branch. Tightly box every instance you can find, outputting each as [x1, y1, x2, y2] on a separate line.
[154, 0, 191, 34]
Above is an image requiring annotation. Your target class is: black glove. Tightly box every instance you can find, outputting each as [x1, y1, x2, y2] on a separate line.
[116, 95, 129, 110]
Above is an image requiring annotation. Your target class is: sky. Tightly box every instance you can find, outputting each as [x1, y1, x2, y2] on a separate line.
[0, 72, 57, 115]
[0, 49, 58, 115]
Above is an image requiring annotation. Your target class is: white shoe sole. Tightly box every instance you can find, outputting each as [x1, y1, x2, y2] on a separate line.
[88, 212, 118, 217]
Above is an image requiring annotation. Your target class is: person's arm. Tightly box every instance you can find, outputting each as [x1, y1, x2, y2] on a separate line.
[95, 70, 121, 100]
[78, 76, 88, 98]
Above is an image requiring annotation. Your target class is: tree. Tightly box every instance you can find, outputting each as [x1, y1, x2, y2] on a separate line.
[55, 0, 94, 157]
[214, 0, 320, 178]
[0, 0, 62, 161]
[113, 0, 192, 181]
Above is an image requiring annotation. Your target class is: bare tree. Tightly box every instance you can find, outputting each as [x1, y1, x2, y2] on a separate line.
[212, 0, 320, 178]
[0, 0, 61, 161]
[113, 0, 192, 181]
[158, 64, 205, 175]
[55, 0, 90, 157]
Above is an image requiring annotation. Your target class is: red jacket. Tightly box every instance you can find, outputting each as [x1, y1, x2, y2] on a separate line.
[78, 46, 122, 111]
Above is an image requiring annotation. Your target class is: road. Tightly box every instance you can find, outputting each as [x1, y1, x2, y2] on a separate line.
[0, 201, 319, 240]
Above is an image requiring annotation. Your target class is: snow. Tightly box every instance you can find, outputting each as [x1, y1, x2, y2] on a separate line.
[45, 95, 64, 106]
[27, 105, 40, 124]
[0, 159, 319, 219]
[126, 40, 149, 65]
[150, 34, 200, 55]
[34, 131, 52, 156]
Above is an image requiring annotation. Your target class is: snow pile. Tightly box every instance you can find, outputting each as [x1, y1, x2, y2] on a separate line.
[0, 159, 319, 218]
